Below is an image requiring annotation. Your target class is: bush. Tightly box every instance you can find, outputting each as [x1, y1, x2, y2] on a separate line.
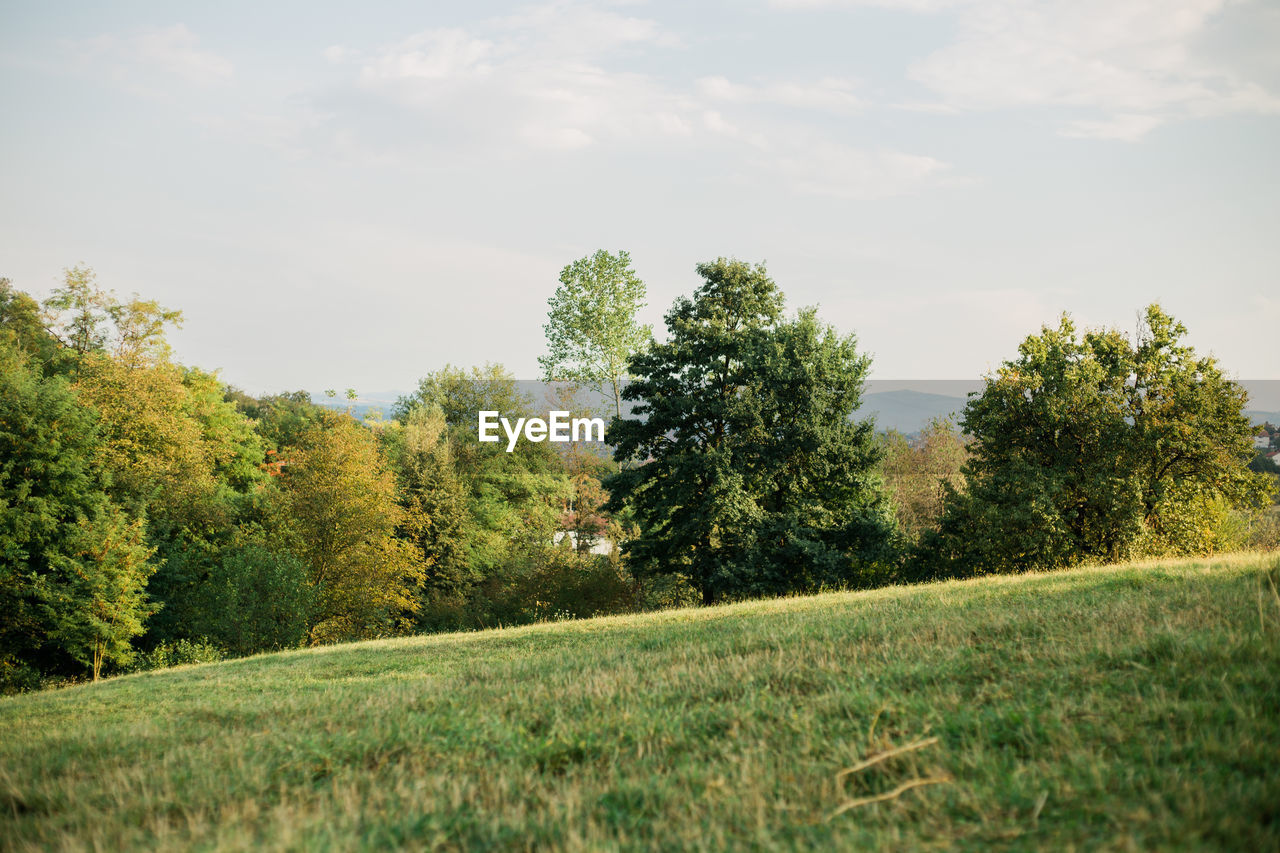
[127, 639, 225, 673]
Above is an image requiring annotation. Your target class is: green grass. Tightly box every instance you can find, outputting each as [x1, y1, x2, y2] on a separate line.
[4, 554, 1280, 851]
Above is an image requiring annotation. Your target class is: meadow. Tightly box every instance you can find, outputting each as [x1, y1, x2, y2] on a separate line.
[3, 553, 1278, 851]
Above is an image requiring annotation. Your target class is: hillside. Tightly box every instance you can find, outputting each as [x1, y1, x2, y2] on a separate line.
[3, 554, 1278, 851]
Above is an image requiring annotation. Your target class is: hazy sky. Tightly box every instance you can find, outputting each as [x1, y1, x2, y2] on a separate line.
[2, 0, 1277, 394]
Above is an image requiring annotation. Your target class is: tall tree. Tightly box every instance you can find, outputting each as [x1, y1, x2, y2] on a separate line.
[42, 266, 112, 357]
[42, 513, 156, 681]
[607, 259, 894, 604]
[108, 295, 183, 369]
[0, 278, 64, 372]
[538, 250, 653, 418]
[276, 415, 425, 643]
[918, 305, 1273, 577]
[387, 404, 475, 598]
[0, 340, 156, 683]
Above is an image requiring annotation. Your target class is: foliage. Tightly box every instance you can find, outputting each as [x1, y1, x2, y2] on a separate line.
[608, 258, 894, 603]
[393, 363, 531, 427]
[276, 414, 425, 643]
[126, 638, 225, 673]
[229, 389, 328, 452]
[41, 266, 113, 356]
[880, 418, 968, 542]
[917, 306, 1275, 578]
[42, 266, 182, 367]
[72, 354, 225, 537]
[0, 341, 155, 682]
[40, 512, 157, 680]
[385, 405, 476, 600]
[0, 277, 64, 372]
[537, 249, 653, 417]
[158, 541, 315, 657]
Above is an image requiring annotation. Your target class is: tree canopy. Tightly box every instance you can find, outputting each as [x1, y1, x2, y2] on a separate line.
[538, 250, 652, 418]
[917, 305, 1274, 577]
[607, 258, 894, 603]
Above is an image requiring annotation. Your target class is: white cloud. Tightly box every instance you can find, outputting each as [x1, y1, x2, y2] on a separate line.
[316, 1, 946, 198]
[78, 24, 232, 87]
[767, 139, 948, 199]
[776, 0, 1280, 139]
[698, 75, 864, 113]
[360, 29, 495, 82]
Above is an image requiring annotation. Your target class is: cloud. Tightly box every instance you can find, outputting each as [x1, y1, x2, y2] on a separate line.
[313, 1, 947, 199]
[698, 75, 864, 113]
[767, 139, 948, 199]
[78, 24, 232, 87]
[360, 29, 495, 82]
[326, 4, 693, 152]
[775, 0, 1280, 139]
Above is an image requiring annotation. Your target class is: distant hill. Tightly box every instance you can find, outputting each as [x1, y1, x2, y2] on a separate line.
[311, 387, 1278, 436]
[859, 389, 968, 434]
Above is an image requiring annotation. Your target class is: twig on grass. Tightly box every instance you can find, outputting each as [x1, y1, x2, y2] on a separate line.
[827, 775, 953, 820]
[834, 736, 939, 781]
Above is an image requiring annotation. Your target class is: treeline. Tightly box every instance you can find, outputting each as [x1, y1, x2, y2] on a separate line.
[1, 257, 1275, 690]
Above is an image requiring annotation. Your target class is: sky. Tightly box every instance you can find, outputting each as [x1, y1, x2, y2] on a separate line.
[2, 0, 1278, 395]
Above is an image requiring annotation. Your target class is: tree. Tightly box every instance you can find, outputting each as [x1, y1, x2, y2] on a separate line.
[276, 414, 425, 643]
[1, 278, 64, 372]
[917, 305, 1274, 577]
[42, 266, 112, 357]
[42, 513, 157, 681]
[0, 340, 155, 683]
[394, 363, 569, 576]
[108, 295, 183, 368]
[607, 258, 894, 604]
[386, 404, 475, 599]
[538, 250, 653, 418]
[42, 266, 183, 369]
[880, 419, 968, 542]
[394, 363, 531, 426]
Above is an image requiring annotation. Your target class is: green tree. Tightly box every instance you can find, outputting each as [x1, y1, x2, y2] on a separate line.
[394, 363, 530, 426]
[0, 278, 64, 372]
[42, 512, 157, 681]
[538, 250, 653, 418]
[607, 258, 894, 604]
[386, 404, 475, 600]
[917, 305, 1273, 577]
[0, 340, 155, 684]
[881, 418, 969, 542]
[108, 295, 183, 368]
[173, 540, 315, 656]
[42, 266, 112, 357]
[395, 363, 568, 576]
[276, 415, 425, 643]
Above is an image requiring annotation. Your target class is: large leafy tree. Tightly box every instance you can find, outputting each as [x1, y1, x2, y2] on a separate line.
[0, 340, 157, 683]
[607, 258, 894, 604]
[538, 250, 653, 418]
[917, 305, 1273, 577]
[0, 278, 64, 373]
[41, 513, 156, 681]
[386, 404, 475, 600]
[276, 414, 425, 643]
[395, 364, 569, 575]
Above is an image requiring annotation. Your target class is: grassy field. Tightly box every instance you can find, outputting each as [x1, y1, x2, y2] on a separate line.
[3, 554, 1279, 851]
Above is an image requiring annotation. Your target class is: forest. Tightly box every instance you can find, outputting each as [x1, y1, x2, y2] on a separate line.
[2, 253, 1276, 691]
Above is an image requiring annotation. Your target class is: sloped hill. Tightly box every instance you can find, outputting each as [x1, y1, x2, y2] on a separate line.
[3, 554, 1278, 851]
